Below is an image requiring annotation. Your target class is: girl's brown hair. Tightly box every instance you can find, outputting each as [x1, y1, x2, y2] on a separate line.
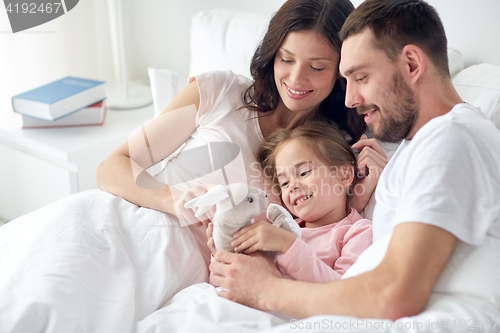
[243, 0, 366, 143]
[257, 121, 358, 212]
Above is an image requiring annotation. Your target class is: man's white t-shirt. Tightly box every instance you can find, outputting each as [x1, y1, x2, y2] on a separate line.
[343, 104, 500, 311]
[343, 103, 500, 310]
[373, 103, 500, 245]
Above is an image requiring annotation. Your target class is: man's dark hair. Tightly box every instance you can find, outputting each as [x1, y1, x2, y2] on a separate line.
[339, 0, 449, 77]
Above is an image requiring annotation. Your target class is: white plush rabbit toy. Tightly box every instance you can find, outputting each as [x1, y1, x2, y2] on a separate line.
[184, 183, 301, 252]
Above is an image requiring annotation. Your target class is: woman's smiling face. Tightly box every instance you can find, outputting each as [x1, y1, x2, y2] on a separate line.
[274, 30, 340, 116]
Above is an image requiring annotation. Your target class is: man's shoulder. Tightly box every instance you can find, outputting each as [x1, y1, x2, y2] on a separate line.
[414, 103, 497, 146]
[441, 103, 491, 130]
[423, 103, 481, 129]
[401, 103, 500, 174]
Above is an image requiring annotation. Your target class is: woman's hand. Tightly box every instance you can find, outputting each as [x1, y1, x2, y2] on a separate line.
[351, 135, 388, 212]
[231, 221, 296, 254]
[174, 183, 216, 227]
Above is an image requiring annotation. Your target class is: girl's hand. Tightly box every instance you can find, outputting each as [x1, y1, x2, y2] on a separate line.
[231, 221, 296, 254]
[351, 135, 388, 212]
[206, 222, 217, 255]
[174, 183, 216, 227]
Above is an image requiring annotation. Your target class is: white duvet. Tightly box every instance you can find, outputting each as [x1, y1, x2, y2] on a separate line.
[1, 190, 499, 333]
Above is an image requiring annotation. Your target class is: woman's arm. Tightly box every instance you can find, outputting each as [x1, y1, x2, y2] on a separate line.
[96, 81, 200, 215]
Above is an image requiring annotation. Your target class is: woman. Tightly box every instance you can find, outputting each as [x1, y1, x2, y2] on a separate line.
[96, 0, 384, 227]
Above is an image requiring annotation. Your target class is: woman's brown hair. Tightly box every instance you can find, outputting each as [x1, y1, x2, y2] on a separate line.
[243, 0, 365, 143]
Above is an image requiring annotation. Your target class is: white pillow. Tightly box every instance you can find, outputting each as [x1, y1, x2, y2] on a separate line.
[148, 67, 187, 118]
[148, 9, 270, 118]
[189, 9, 270, 80]
[448, 47, 464, 78]
[453, 64, 500, 129]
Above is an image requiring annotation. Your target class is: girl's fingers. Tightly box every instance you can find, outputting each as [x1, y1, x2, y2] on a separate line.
[243, 243, 260, 254]
[232, 221, 262, 238]
[232, 221, 273, 252]
[231, 230, 255, 248]
[232, 226, 249, 239]
[234, 235, 260, 253]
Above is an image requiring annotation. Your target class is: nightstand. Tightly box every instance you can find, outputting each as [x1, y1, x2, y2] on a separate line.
[0, 104, 155, 222]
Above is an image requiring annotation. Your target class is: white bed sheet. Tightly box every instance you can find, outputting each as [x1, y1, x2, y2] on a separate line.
[1, 190, 499, 333]
[0, 190, 209, 332]
[137, 283, 500, 333]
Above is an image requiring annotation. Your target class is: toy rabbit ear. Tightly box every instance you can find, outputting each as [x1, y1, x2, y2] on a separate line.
[193, 204, 213, 219]
[267, 204, 301, 237]
[184, 185, 229, 211]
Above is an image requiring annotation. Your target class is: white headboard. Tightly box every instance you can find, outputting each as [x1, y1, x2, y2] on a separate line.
[351, 0, 500, 67]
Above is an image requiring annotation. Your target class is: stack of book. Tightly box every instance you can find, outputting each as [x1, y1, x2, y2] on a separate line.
[12, 76, 107, 129]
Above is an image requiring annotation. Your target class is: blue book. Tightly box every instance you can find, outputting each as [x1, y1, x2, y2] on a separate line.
[12, 76, 106, 121]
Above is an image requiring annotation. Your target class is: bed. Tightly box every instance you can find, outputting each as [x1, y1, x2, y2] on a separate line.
[1, 2, 500, 332]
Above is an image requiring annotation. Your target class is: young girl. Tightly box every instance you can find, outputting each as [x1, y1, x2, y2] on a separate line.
[210, 121, 373, 283]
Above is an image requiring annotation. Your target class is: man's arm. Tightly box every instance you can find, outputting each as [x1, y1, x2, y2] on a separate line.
[211, 222, 456, 320]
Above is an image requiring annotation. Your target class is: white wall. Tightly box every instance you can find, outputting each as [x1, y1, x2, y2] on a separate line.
[428, 0, 500, 67]
[0, 0, 113, 118]
[351, 0, 500, 68]
[0, 0, 498, 118]
[123, 0, 286, 80]
[123, 0, 500, 81]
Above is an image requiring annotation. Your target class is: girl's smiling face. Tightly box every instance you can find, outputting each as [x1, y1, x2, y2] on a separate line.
[274, 30, 340, 117]
[275, 139, 352, 228]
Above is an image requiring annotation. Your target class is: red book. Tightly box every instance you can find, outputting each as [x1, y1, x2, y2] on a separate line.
[22, 101, 107, 129]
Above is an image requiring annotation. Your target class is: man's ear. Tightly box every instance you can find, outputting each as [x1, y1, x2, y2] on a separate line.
[400, 44, 425, 85]
[339, 165, 355, 188]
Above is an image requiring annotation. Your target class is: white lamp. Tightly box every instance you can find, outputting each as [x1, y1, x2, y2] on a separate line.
[106, 0, 152, 109]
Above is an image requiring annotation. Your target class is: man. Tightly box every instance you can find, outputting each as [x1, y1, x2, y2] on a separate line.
[210, 0, 500, 320]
